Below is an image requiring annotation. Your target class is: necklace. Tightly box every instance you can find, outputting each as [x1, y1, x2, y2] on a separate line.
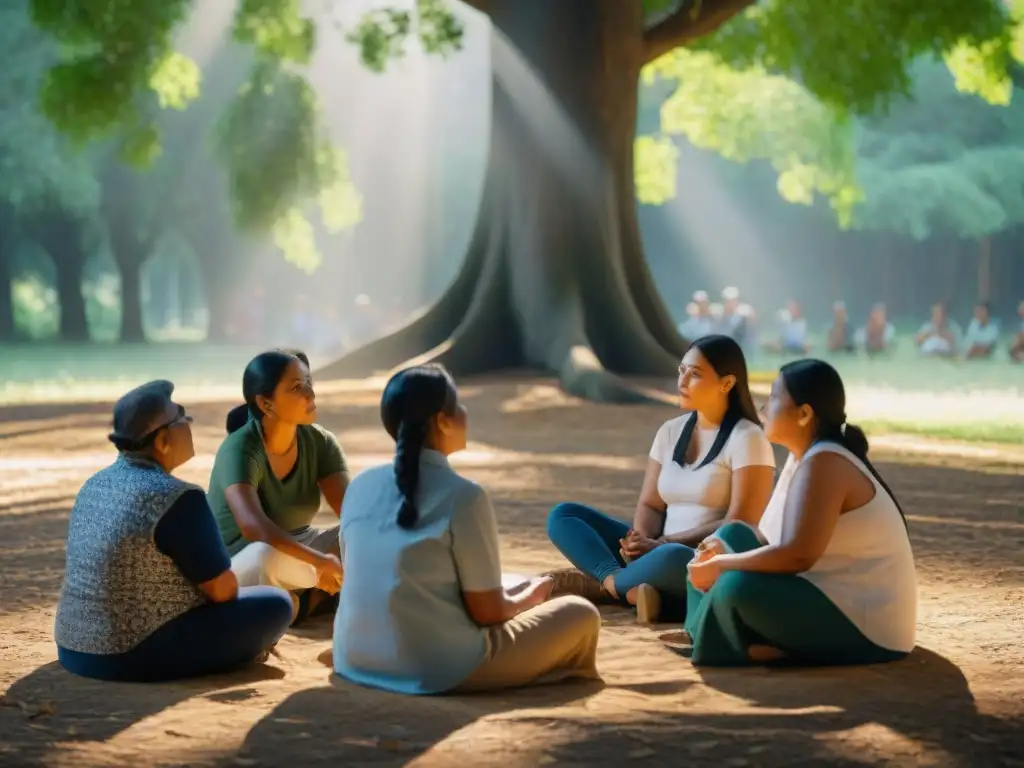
[264, 434, 297, 457]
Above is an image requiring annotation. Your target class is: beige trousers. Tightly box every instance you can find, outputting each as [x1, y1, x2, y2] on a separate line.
[231, 526, 339, 591]
[455, 595, 602, 692]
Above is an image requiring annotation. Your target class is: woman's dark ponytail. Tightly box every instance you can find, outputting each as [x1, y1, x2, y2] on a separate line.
[380, 364, 459, 531]
[782, 360, 908, 529]
[394, 421, 427, 529]
[225, 404, 250, 435]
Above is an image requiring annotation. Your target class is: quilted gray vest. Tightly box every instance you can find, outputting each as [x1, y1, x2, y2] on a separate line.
[54, 455, 207, 654]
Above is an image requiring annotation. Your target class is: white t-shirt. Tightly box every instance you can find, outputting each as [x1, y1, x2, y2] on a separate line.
[759, 444, 917, 653]
[649, 415, 775, 536]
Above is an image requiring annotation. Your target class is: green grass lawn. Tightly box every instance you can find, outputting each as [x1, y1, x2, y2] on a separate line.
[1, 342, 1021, 444]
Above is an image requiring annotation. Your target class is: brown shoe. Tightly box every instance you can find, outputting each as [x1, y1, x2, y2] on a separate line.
[635, 583, 661, 625]
[542, 568, 613, 604]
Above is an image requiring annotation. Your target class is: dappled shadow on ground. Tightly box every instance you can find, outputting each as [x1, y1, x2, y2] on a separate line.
[1, 378, 1022, 767]
[1, 661, 287, 767]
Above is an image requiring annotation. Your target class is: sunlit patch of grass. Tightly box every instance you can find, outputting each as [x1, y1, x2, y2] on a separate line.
[860, 419, 1023, 445]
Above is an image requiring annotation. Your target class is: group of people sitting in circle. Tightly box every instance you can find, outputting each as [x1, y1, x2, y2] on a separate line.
[54, 335, 917, 693]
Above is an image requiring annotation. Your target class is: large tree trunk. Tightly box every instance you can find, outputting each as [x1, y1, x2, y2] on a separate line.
[318, 0, 684, 401]
[100, 160, 153, 343]
[26, 207, 91, 341]
[116, 254, 146, 342]
[0, 204, 15, 341]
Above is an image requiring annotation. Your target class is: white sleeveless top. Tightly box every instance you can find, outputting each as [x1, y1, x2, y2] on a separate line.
[759, 442, 917, 653]
[649, 416, 775, 536]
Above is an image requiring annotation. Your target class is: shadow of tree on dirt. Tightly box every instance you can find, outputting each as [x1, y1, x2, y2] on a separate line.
[215, 674, 606, 768]
[1, 661, 286, 767]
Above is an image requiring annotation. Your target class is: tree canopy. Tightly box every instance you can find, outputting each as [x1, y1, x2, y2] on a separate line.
[635, 0, 1024, 225]
[853, 59, 1024, 241]
[1, 1, 96, 218]
[30, 0, 1023, 242]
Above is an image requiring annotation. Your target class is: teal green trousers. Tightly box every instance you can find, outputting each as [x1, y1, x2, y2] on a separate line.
[684, 522, 907, 667]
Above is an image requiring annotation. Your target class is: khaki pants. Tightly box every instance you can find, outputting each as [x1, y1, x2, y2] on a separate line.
[231, 526, 339, 591]
[455, 596, 602, 692]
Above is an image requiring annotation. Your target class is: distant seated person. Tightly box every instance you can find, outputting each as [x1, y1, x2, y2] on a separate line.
[764, 300, 810, 355]
[678, 290, 716, 341]
[1010, 300, 1024, 363]
[963, 302, 999, 360]
[915, 302, 961, 357]
[54, 381, 293, 682]
[209, 349, 349, 625]
[684, 360, 917, 667]
[855, 302, 896, 355]
[825, 301, 856, 353]
[716, 286, 755, 348]
[334, 365, 601, 694]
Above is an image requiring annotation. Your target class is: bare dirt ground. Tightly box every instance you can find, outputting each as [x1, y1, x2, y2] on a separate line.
[1, 377, 1022, 767]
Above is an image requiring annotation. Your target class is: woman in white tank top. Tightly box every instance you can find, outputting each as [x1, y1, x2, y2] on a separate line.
[684, 359, 917, 666]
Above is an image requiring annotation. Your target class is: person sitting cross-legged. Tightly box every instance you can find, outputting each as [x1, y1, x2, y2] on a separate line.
[545, 335, 775, 624]
[334, 364, 602, 694]
[55, 381, 293, 682]
[683, 359, 917, 667]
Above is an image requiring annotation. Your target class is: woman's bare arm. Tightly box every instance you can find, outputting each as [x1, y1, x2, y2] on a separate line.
[318, 471, 350, 517]
[633, 458, 667, 537]
[224, 483, 329, 567]
[715, 453, 848, 575]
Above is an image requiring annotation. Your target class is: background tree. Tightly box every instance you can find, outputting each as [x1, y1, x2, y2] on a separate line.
[0, 0, 98, 341]
[32, 0, 1021, 398]
[852, 60, 1024, 302]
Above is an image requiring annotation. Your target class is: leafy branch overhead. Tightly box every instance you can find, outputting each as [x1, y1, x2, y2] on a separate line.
[636, 0, 1023, 225]
[27, 0, 462, 268]
[29, 0, 1024, 250]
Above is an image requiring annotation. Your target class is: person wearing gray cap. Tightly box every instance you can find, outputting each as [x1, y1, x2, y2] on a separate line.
[54, 381, 294, 681]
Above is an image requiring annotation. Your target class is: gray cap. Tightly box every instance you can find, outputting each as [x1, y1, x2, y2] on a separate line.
[108, 380, 177, 449]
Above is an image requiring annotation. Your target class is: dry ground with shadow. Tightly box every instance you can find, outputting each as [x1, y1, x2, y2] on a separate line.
[1, 377, 1022, 767]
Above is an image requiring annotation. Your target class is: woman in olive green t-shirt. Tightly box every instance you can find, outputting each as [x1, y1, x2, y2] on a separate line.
[207, 349, 349, 621]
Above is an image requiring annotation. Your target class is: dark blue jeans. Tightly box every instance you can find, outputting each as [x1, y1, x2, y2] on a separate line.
[58, 586, 294, 682]
[546, 502, 695, 621]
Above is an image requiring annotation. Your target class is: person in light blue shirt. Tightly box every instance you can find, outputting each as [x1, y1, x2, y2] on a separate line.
[333, 364, 601, 694]
[963, 302, 1000, 359]
[678, 290, 717, 341]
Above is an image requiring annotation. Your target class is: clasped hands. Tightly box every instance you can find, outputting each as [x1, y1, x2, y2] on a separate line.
[686, 535, 726, 592]
[618, 528, 662, 561]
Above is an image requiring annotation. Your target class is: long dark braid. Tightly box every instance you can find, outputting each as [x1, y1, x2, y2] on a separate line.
[394, 421, 428, 529]
[380, 364, 458, 531]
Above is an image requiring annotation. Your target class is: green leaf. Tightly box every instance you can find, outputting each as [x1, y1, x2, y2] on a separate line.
[642, 48, 860, 221]
[150, 51, 202, 110]
[232, 0, 316, 64]
[634, 135, 679, 205]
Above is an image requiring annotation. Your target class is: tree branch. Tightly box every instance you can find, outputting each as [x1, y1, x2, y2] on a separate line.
[643, 0, 755, 63]
[457, 0, 490, 15]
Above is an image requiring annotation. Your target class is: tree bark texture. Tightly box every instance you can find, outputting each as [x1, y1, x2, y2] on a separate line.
[0, 204, 15, 341]
[319, 0, 686, 402]
[26, 207, 91, 342]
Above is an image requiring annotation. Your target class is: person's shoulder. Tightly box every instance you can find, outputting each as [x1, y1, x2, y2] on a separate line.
[216, 421, 261, 456]
[657, 413, 691, 438]
[731, 418, 767, 439]
[348, 463, 390, 491]
[726, 418, 773, 456]
[303, 422, 341, 444]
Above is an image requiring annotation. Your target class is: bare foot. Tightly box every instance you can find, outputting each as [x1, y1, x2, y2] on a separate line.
[748, 644, 787, 663]
[601, 574, 620, 601]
